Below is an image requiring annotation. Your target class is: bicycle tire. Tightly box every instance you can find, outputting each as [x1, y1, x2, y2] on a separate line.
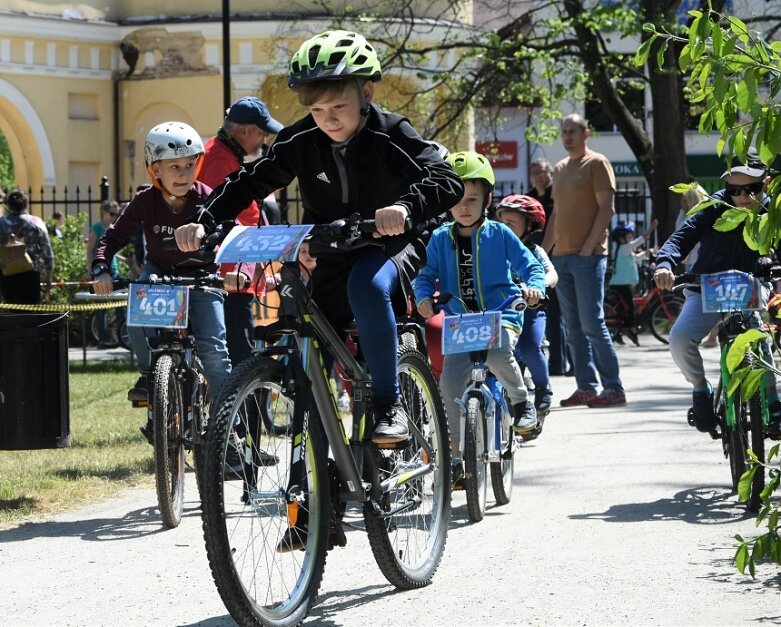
[364, 345, 451, 589]
[201, 355, 328, 627]
[118, 318, 131, 351]
[490, 395, 514, 505]
[603, 290, 622, 340]
[152, 354, 186, 529]
[464, 396, 487, 522]
[746, 393, 765, 512]
[191, 357, 209, 500]
[90, 313, 119, 348]
[649, 294, 684, 345]
[726, 390, 748, 492]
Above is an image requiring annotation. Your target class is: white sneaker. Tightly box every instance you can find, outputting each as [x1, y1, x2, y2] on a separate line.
[337, 391, 351, 411]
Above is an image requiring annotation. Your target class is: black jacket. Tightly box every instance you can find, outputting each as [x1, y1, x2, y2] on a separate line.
[655, 189, 766, 275]
[198, 104, 463, 283]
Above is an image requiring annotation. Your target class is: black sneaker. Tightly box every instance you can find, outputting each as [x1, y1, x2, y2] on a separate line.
[627, 329, 640, 347]
[372, 399, 410, 444]
[767, 400, 781, 439]
[512, 400, 538, 434]
[534, 386, 553, 415]
[690, 388, 717, 432]
[128, 374, 148, 403]
[224, 436, 278, 480]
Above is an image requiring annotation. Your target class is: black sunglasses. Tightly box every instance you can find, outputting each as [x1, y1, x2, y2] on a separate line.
[725, 182, 764, 197]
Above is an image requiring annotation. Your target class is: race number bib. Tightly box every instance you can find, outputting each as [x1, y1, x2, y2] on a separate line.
[700, 270, 764, 313]
[442, 312, 503, 355]
[215, 224, 313, 264]
[127, 284, 189, 329]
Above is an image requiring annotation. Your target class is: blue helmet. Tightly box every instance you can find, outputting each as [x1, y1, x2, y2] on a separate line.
[611, 221, 635, 243]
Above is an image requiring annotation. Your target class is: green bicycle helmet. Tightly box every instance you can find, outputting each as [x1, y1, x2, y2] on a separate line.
[446, 151, 495, 190]
[288, 30, 382, 88]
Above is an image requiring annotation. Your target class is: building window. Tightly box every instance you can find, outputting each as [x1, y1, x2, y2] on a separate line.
[68, 93, 99, 120]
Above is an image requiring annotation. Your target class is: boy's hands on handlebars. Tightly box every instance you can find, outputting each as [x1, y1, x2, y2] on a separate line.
[417, 298, 435, 319]
[175, 223, 207, 252]
[653, 267, 675, 291]
[373, 206, 408, 238]
[523, 287, 543, 307]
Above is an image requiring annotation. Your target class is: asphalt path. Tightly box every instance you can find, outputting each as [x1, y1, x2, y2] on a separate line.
[2, 341, 780, 626]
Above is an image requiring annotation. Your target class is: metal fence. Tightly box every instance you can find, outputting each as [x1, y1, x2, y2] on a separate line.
[22, 177, 653, 234]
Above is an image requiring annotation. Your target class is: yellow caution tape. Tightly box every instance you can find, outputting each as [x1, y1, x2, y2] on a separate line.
[0, 301, 126, 312]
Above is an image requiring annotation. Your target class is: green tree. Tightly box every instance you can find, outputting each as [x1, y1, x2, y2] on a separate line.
[321, 0, 739, 239]
[0, 130, 14, 191]
[637, 3, 781, 577]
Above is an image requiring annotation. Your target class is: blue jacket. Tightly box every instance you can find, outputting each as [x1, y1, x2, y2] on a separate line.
[656, 189, 766, 275]
[413, 219, 546, 332]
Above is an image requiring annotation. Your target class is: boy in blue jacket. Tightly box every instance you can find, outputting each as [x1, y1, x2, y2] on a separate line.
[414, 151, 546, 455]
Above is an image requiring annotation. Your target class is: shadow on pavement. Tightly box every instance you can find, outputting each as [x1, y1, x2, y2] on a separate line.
[308, 582, 397, 625]
[0, 500, 204, 543]
[179, 616, 236, 627]
[568, 485, 751, 525]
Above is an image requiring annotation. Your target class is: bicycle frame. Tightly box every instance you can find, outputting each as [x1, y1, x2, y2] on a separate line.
[255, 259, 436, 505]
[455, 356, 513, 463]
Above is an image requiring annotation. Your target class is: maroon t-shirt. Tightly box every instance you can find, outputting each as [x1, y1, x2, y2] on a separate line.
[94, 182, 217, 275]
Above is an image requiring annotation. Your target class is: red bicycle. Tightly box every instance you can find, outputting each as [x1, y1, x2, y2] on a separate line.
[604, 264, 685, 344]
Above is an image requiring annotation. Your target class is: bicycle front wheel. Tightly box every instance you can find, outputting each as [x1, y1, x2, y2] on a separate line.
[464, 396, 488, 522]
[490, 396, 514, 506]
[364, 345, 451, 589]
[649, 294, 684, 344]
[152, 354, 186, 529]
[725, 391, 748, 492]
[746, 393, 765, 512]
[201, 355, 328, 627]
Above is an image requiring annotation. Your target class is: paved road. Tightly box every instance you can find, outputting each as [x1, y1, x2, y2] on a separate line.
[3, 342, 780, 626]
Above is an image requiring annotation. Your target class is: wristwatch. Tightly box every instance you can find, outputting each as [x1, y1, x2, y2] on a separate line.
[91, 263, 109, 279]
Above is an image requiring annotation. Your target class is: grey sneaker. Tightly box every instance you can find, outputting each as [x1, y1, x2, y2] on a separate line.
[372, 399, 410, 444]
[512, 401, 538, 434]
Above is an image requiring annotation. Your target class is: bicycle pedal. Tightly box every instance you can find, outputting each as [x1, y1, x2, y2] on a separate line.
[131, 399, 148, 409]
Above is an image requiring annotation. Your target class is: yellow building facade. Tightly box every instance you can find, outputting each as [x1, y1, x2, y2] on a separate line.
[0, 2, 471, 213]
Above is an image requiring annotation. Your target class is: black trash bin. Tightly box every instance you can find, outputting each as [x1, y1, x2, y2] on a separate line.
[0, 312, 70, 449]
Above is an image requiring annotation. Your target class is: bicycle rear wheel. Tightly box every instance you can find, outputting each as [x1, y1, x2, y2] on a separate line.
[152, 354, 186, 529]
[464, 396, 488, 522]
[490, 397, 514, 506]
[201, 356, 328, 627]
[649, 294, 684, 344]
[364, 346, 451, 589]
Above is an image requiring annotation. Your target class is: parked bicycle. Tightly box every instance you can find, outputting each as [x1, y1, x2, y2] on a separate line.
[199, 218, 451, 627]
[126, 271, 222, 528]
[437, 293, 525, 522]
[675, 267, 780, 512]
[605, 263, 684, 344]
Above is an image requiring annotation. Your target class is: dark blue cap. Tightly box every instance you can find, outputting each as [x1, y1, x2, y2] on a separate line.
[225, 97, 283, 134]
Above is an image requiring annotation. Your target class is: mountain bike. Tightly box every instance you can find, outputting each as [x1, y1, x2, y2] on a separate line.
[126, 271, 221, 528]
[675, 268, 780, 512]
[437, 293, 525, 522]
[90, 303, 130, 349]
[199, 218, 451, 627]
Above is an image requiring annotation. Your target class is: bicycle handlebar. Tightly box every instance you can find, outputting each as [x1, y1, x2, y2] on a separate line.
[673, 264, 781, 287]
[434, 292, 529, 316]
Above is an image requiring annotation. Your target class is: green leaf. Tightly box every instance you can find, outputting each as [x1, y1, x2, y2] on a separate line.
[738, 466, 757, 503]
[726, 367, 748, 396]
[669, 182, 698, 193]
[685, 198, 718, 217]
[635, 37, 654, 67]
[679, 43, 692, 72]
[656, 37, 669, 70]
[713, 207, 749, 232]
[726, 329, 770, 372]
[741, 369, 765, 400]
[735, 543, 750, 574]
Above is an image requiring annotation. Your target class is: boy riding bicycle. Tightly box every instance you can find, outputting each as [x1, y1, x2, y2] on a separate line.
[92, 121, 232, 439]
[413, 151, 546, 458]
[653, 149, 781, 438]
[174, 30, 463, 444]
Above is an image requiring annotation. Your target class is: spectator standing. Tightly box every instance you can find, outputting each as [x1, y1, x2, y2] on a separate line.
[198, 96, 283, 367]
[0, 188, 53, 304]
[48, 210, 65, 238]
[542, 113, 625, 407]
[528, 156, 572, 376]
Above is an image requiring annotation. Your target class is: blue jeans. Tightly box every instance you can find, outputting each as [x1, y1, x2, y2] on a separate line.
[129, 262, 231, 399]
[514, 308, 549, 390]
[552, 254, 623, 393]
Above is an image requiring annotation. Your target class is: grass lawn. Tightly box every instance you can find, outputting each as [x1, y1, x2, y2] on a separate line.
[0, 361, 155, 528]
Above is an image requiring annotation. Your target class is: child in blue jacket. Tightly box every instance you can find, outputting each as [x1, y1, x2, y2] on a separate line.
[413, 151, 546, 463]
